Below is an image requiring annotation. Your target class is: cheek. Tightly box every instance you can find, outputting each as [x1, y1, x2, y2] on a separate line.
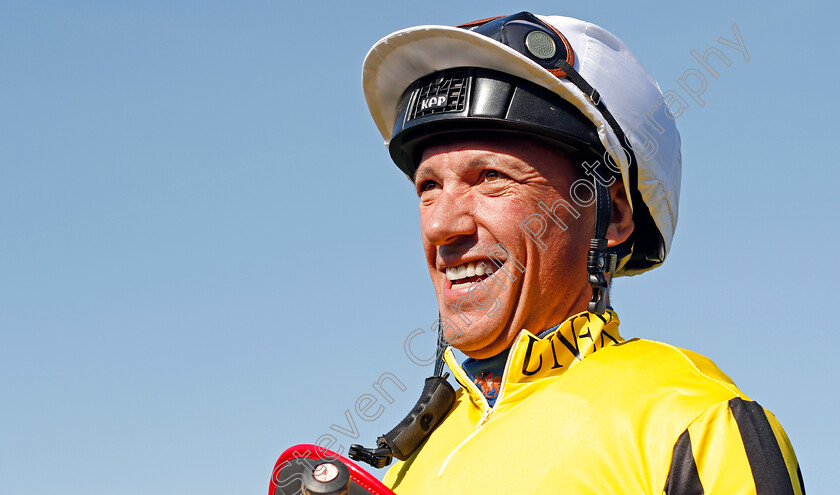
[541, 210, 594, 278]
[511, 190, 594, 269]
[480, 194, 575, 255]
[475, 196, 529, 238]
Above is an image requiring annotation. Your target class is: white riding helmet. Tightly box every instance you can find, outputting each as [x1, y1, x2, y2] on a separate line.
[362, 12, 681, 277]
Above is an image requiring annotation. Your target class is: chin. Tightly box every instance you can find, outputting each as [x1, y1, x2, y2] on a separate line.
[443, 317, 511, 357]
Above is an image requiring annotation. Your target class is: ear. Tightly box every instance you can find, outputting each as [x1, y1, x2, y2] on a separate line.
[606, 179, 634, 247]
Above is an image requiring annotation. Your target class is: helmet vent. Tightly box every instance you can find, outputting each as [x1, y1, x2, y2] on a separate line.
[409, 69, 469, 121]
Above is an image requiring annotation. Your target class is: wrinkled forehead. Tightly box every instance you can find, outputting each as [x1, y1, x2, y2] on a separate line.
[414, 131, 588, 183]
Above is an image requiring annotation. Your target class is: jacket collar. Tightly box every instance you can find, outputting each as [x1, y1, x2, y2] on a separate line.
[444, 310, 623, 411]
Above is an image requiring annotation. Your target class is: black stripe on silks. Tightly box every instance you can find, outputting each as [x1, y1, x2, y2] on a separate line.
[664, 429, 704, 495]
[796, 463, 806, 494]
[729, 397, 796, 495]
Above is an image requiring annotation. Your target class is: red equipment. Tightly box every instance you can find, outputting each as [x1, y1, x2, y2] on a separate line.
[269, 444, 396, 495]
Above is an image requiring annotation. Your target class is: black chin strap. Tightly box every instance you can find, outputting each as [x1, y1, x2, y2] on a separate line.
[587, 182, 616, 314]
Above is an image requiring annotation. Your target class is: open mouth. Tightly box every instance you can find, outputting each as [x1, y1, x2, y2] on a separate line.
[445, 260, 501, 290]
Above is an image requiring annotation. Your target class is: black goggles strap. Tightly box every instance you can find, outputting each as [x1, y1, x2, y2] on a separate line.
[466, 12, 574, 73]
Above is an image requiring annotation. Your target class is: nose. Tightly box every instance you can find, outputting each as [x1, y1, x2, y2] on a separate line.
[421, 186, 477, 246]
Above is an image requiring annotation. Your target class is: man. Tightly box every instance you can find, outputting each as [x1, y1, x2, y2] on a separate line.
[359, 12, 803, 494]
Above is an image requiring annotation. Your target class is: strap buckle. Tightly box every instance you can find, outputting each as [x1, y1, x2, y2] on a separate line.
[587, 239, 616, 314]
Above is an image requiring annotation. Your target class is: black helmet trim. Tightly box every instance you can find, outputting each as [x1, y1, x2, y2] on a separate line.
[390, 67, 604, 178]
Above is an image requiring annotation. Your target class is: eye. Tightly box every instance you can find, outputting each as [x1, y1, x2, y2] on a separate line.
[417, 179, 439, 195]
[483, 169, 507, 182]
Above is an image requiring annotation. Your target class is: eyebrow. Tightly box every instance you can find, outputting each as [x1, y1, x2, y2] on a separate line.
[413, 164, 436, 186]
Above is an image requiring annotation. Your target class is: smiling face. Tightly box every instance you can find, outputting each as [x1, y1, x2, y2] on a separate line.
[415, 135, 600, 359]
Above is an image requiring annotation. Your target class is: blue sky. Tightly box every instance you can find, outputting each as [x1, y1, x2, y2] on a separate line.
[2, 1, 838, 493]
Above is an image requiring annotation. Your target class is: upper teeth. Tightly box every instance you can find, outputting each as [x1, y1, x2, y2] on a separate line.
[445, 261, 496, 281]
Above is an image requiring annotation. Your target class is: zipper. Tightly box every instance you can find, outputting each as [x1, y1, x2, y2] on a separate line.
[436, 337, 521, 476]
